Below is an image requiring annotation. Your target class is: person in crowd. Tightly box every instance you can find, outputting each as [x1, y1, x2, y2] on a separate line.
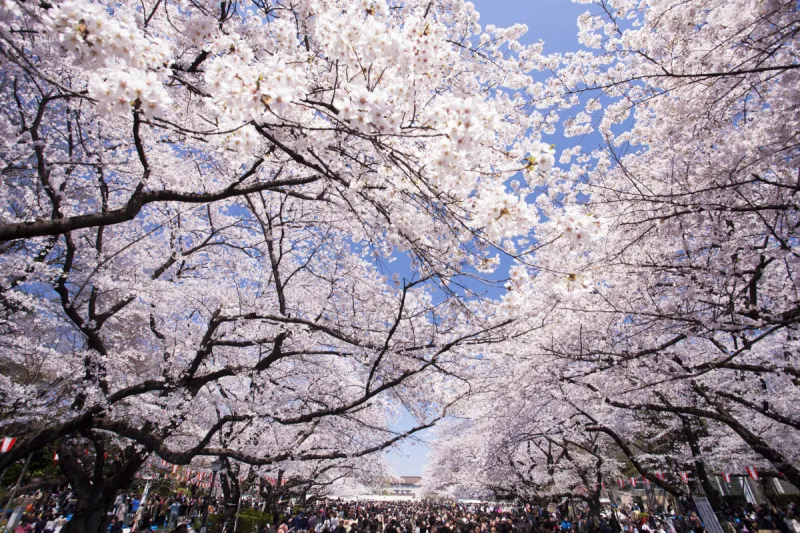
[109, 516, 124, 533]
[168, 498, 182, 529]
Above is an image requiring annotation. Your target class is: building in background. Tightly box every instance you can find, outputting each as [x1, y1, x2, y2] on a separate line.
[388, 476, 422, 498]
[346, 476, 424, 501]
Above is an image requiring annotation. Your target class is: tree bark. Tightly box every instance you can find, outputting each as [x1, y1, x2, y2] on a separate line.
[586, 491, 602, 520]
[57, 436, 148, 533]
[61, 493, 118, 533]
[260, 469, 285, 521]
[220, 458, 241, 529]
[681, 417, 723, 511]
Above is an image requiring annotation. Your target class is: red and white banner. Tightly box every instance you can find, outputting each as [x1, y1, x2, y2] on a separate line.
[617, 479, 624, 488]
[630, 477, 636, 487]
[0, 437, 17, 453]
[172, 465, 179, 474]
[746, 466, 758, 481]
[644, 477, 650, 486]
[679, 472, 689, 483]
[655, 472, 664, 481]
[53, 451, 59, 463]
[720, 472, 731, 483]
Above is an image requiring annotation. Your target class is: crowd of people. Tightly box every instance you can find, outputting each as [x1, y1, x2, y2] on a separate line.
[3, 487, 800, 533]
[109, 492, 222, 531]
[265, 500, 800, 533]
[0, 486, 222, 532]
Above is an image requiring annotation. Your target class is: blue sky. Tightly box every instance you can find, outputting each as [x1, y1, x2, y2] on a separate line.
[384, 0, 590, 477]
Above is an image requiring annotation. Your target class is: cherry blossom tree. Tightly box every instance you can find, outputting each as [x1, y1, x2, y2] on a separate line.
[0, 0, 566, 528]
[426, 0, 800, 507]
[217, 455, 387, 523]
[4, 0, 800, 518]
[424, 394, 618, 514]
[1, 194, 514, 530]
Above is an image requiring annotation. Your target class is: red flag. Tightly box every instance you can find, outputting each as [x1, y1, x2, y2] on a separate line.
[655, 472, 664, 481]
[1, 437, 17, 453]
[679, 472, 689, 483]
[720, 472, 731, 483]
[53, 451, 59, 463]
[746, 466, 758, 481]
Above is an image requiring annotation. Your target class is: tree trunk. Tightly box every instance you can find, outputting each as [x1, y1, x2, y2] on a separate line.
[220, 459, 241, 529]
[260, 469, 285, 522]
[587, 493, 602, 520]
[57, 435, 148, 533]
[61, 492, 117, 533]
[681, 417, 723, 511]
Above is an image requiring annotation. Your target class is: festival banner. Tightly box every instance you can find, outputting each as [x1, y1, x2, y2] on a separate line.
[0, 437, 17, 453]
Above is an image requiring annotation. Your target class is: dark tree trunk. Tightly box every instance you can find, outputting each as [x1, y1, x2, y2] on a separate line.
[260, 469, 285, 521]
[588, 459, 604, 521]
[61, 492, 118, 533]
[681, 417, 723, 511]
[220, 458, 241, 529]
[57, 434, 148, 533]
[587, 492, 602, 520]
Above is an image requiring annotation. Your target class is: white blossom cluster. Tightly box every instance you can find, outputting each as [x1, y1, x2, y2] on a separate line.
[552, 206, 605, 247]
[44, 1, 172, 117]
[44, 1, 170, 70]
[205, 54, 308, 122]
